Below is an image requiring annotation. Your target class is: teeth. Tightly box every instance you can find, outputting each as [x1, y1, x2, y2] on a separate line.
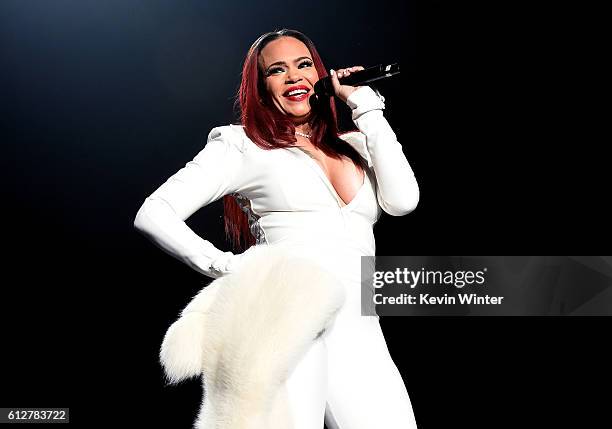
[287, 89, 308, 96]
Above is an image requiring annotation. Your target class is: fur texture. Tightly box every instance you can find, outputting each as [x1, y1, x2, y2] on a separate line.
[160, 243, 346, 429]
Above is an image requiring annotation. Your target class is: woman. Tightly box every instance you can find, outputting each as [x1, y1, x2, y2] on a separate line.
[134, 29, 419, 428]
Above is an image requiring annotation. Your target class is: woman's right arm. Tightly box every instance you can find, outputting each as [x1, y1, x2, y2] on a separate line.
[133, 126, 245, 279]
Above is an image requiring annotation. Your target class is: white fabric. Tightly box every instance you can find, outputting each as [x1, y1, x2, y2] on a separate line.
[159, 243, 347, 429]
[134, 86, 419, 428]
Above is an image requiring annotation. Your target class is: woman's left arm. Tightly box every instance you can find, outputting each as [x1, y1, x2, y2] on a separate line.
[347, 85, 419, 216]
[330, 68, 419, 216]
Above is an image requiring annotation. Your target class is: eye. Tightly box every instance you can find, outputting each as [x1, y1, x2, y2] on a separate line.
[267, 67, 283, 75]
[266, 60, 313, 76]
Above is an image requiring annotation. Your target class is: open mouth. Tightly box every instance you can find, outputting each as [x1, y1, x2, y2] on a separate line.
[283, 86, 310, 101]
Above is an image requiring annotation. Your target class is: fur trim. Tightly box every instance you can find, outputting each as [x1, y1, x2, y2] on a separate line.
[160, 243, 346, 428]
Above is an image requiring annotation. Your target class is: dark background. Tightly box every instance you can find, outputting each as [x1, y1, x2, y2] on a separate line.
[1, 0, 608, 427]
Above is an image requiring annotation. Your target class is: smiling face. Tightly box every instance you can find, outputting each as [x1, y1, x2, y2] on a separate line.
[259, 37, 320, 124]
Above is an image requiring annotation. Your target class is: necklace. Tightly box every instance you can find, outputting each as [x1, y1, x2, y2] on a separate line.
[295, 131, 312, 139]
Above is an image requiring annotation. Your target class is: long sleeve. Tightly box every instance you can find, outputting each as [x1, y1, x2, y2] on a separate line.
[133, 126, 245, 279]
[346, 86, 419, 216]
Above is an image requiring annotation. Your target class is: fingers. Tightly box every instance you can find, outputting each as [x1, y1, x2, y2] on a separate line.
[335, 66, 365, 79]
[329, 66, 365, 101]
[330, 69, 341, 93]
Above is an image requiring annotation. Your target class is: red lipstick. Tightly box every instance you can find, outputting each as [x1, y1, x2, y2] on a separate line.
[283, 85, 310, 102]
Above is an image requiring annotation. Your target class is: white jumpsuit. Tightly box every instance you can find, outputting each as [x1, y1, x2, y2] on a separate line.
[134, 86, 419, 428]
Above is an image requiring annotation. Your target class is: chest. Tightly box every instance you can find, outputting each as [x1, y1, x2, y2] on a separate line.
[298, 147, 365, 206]
[237, 141, 378, 220]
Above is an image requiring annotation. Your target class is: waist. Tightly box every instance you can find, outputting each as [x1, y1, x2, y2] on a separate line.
[258, 211, 375, 255]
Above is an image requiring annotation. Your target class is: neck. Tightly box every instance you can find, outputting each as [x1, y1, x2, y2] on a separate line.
[295, 124, 312, 135]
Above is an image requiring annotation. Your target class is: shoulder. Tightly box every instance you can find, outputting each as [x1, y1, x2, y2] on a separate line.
[206, 124, 249, 153]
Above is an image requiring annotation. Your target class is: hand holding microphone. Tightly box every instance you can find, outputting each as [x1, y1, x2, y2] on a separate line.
[314, 62, 401, 103]
[329, 66, 366, 103]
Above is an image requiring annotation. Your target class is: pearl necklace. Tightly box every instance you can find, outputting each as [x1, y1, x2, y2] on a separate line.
[295, 131, 312, 139]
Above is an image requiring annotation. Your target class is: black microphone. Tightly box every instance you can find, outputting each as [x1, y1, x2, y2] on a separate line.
[314, 63, 400, 97]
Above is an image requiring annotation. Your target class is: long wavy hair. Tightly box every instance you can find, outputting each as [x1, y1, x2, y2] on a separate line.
[223, 29, 368, 252]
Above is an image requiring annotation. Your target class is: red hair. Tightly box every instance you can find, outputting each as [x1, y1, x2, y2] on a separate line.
[223, 29, 367, 252]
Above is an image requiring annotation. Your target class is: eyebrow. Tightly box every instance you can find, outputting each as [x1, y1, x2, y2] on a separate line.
[265, 56, 312, 72]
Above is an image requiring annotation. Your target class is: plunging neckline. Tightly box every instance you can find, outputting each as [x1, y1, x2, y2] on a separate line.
[290, 146, 367, 209]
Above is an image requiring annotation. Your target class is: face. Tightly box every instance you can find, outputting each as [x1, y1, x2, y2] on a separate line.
[259, 37, 320, 123]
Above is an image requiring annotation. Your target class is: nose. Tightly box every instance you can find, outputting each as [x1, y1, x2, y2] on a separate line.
[285, 65, 303, 83]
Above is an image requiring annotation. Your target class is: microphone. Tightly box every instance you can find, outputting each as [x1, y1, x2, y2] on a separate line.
[314, 63, 400, 97]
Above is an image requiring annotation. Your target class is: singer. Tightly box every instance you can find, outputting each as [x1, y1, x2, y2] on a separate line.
[134, 29, 419, 428]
